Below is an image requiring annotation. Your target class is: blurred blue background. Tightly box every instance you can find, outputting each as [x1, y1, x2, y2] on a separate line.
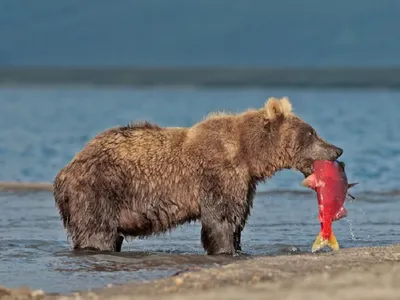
[0, 0, 400, 294]
[1, 0, 399, 67]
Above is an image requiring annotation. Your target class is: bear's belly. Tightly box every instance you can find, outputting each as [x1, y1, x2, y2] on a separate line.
[118, 201, 200, 237]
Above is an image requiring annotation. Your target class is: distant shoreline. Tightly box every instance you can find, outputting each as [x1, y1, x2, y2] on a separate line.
[2, 67, 400, 89]
[1, 181, 399, 201]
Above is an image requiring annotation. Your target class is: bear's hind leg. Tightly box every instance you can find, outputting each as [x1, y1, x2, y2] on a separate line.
[72, 228, 121, 252]
[68, 193, 121, 252]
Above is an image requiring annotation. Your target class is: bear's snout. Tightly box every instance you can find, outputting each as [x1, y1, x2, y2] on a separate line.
[333, 146, 343, 159]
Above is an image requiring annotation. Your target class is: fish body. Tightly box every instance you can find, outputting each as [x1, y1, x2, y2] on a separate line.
[301, 160, 357, 252]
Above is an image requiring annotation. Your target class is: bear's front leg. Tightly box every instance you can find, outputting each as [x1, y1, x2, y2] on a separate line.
[200, 204, 236, 255]
[115, 235, 124, 252]
[199, 176, 250, 255]
[234, 226, 242, 252]
[201, 219, 235, 255]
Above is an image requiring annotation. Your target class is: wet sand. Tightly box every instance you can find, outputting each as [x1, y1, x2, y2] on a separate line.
[1, 244, 400, 300]
[0, 182, 53, 192]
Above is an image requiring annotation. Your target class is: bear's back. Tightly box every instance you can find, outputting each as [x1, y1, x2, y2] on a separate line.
[70, 121, 188, 166]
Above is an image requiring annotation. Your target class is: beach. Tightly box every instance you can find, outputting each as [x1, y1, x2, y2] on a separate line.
[2, 244, 399, 300]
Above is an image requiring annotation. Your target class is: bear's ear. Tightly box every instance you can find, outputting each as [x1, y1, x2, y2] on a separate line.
[264, 97, 281, 120]
[280, 97, 293, 115]
[264, 97, 292, 120]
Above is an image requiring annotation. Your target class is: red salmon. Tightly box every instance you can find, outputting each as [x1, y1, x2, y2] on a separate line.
[301, 160, 358, 252]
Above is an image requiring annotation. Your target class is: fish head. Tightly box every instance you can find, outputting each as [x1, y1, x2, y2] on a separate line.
[336, 160, 359, 199]
[337, 160, 346, 170]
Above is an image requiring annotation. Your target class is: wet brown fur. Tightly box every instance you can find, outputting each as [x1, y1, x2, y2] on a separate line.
[53, 97, 343, 255]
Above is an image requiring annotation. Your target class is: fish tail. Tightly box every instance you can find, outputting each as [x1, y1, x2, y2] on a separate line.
[327, 231, 340, 251]
[311, 231, 340, 253]
[311, 232, 327, 253]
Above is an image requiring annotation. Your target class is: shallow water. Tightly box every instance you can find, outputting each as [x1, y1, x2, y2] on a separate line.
[0, 86, 399, 293]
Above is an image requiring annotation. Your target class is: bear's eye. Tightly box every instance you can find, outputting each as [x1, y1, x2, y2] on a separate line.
[307, 130, 315, 137]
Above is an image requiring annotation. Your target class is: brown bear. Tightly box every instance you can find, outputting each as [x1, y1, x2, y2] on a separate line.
[53, 97, 343, 255]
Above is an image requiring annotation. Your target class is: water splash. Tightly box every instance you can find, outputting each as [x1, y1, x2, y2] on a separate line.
[344, 218, 357, 241]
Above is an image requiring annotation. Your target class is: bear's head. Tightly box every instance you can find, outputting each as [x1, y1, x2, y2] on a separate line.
[244, 97, 343, 178]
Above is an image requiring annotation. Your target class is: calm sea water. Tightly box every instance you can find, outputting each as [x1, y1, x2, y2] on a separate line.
[0, 86, 399, 294]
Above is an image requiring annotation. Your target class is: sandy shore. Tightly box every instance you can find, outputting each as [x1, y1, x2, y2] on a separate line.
[1, 244, 400, 300]
[0, 181, 53, 193]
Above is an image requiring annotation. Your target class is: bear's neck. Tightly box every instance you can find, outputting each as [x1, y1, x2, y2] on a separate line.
[250, 160, 286, 181]
[239, 115, 287, 180]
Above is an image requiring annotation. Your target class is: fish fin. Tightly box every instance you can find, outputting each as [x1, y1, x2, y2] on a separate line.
[348, 182, 358, 189]
[347, 193, 356, 200]
[301, 174, 316, 188]
[333, 207, 348, 221]
[327, 232, 340, 251]
[300, 178, 308, 187]
[346, 183, 358, 200]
